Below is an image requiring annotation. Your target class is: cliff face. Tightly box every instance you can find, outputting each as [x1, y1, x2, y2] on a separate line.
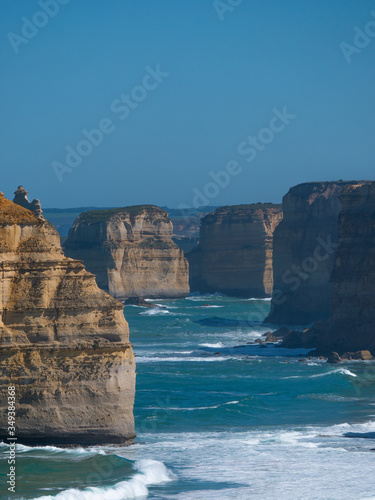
[64, 205, 189, 299]
[186, 204, 283, 297]
[266, 181, 371, 326]
[314, 182, 375, 353]
[0, 192, 135, 445]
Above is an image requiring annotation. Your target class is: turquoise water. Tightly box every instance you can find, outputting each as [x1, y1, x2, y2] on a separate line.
[2, 295, 375, 499]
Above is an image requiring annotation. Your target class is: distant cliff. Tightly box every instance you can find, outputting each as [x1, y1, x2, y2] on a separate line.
[186, 204, 282, 297]
[64, 205, 189, 299]
[0, 192, 135, 445]
[266, 181, 371, 326]
[313, 182, 375, 353]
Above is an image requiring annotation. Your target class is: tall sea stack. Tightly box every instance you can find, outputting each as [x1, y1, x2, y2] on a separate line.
[266, 181, 371, 326]
[186, 204, 283, 297]
[314, 182, 375, 353]
[0, 192, 135, 445]
[64, 205, 189, 299]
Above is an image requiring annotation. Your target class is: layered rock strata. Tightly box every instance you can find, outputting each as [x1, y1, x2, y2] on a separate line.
[186, 204, 283, 297]
[265, 181, 371, 326]
[0, 192, 135, 445]
[64, 205, 189, 299]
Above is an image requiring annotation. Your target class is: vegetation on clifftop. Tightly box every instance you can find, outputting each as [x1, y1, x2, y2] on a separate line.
[0, 195, 41, 225]
[202, 203, 282, 225]
[138, 237, 176, 250]
[78, 205, 168, 224]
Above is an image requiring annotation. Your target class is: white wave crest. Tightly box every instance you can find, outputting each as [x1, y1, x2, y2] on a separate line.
[310, 368, 357, 378]
[283, 367, 357, 380]
[140, 308, 170, 316]
[33, 459, 175, 500]
[199, 342, 225, 348]
[135, 356, 235, 363]
[1, 443, 105, 456]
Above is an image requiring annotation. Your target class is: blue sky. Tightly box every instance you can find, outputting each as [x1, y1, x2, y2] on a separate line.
[0, 0, 374, 208]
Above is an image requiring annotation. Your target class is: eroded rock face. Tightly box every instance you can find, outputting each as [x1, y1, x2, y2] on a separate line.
[64, 205, 189, 299]
[0, 193, 135, 445]
[186, 204, 283, 297]
[265, 181, 371, 326]
[315, 182, 375, 353]
[13, 185, 43, 218]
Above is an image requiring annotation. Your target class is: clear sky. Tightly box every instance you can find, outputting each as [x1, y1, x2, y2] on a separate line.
[1, 0, 374, 208]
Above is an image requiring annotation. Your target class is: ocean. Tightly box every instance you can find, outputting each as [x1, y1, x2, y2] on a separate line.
[2, 295, 375, 499]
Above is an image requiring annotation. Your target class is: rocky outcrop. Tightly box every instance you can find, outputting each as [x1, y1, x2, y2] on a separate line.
[13, 185, 43, 218]
[186, 204, 282, 297]
[64, 205, 189, 299]
[265, 181, 371, 326]
[0, 192, 135, 445]
[313, 182, 375, 354]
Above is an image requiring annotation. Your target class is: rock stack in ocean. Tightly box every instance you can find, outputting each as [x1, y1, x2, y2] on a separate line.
[64, 205, 189, 299]
[186, 204, 283, 297]
[265, 181, 371, 326]
[313, 182, 375, 354]
[0, 191, 135, 445]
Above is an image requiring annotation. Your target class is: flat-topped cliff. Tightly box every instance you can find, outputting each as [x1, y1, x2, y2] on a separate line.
[64, 205, 189, 299]
[0, 192, 135, 445]
[266, 181, 372, 326]
[313, 182, 375, 353]
[186, 204, 283, 297]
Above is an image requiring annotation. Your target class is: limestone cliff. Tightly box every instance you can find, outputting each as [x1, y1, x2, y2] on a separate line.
[186, 204, 283, 297]
[266, 181, 371, 326]
[0, 192, 135, 445]
[64, 205, 189, 299]
[314, 182, 375, 353]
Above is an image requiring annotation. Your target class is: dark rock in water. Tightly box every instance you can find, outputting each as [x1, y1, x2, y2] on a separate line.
[281, 328, 318, 349]
[262, 332, 277, 343]
[255, 338, 266, 345]
[341, 352, 354, 360]
[263, 327, 292, 343]
[298, 358, 307, 362]
[352, 350, 374, 360]
[195, 316, 255, 328]
[341, 350, 373, 360]
[327, 352, 342, 364]
[344, 432, 375, 439]
[280, 330, 303, 348]
[272, 326, 291, 338]
[124, 296, 155, 308]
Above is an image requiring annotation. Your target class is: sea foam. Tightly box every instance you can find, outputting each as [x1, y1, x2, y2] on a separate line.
[33, 459, 174, 500]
